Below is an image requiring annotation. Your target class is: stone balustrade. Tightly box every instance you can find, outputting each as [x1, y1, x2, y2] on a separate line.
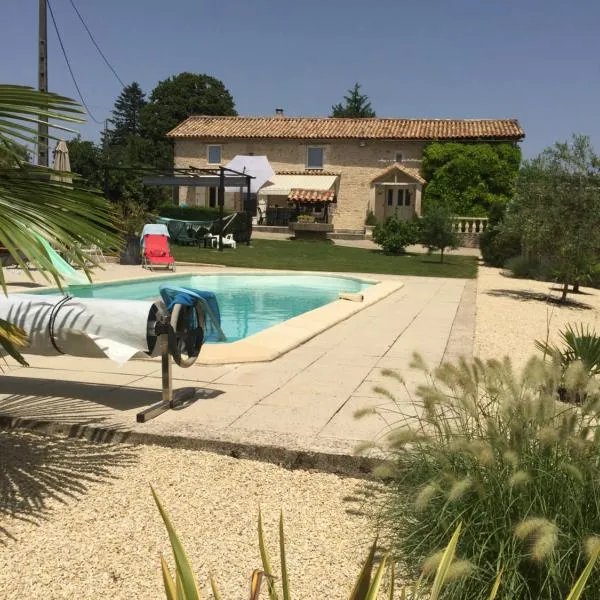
[451, 217, 489, 234]
[451, 217, 489, 248]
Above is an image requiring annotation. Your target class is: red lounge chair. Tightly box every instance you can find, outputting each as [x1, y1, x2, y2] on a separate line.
[142, 234, 175, 271]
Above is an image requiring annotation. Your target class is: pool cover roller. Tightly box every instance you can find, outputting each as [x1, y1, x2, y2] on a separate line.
[0, 287, 224, 366]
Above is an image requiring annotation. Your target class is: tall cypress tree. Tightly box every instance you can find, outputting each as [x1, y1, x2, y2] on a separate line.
[105, 82, 146, 146]
[331, 83, 376, 118]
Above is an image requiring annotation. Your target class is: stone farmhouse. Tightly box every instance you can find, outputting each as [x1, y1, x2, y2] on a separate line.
[168, 112, 524, 233]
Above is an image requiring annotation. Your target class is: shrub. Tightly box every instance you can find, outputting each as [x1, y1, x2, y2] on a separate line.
[479, 226, 521, 267]
[504, 255, 546, 279]
[421, 142, 521, 216]
[372, 217, 418, 254]
[159, 206, 231, 221]
[362, 354, 600, 600]
[418, 206, 459, 263]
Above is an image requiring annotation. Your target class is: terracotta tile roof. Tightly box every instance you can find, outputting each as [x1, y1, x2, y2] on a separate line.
[371, 163, 427, 185]
[277, 169, 341, 176]
[289, 189, 336, 202]
[168, 116, 524, 141]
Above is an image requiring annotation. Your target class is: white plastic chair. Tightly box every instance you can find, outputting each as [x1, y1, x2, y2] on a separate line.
[205, 234, 218, 248]
[222, 234, 237, 249]
[80, 244, 107, 264]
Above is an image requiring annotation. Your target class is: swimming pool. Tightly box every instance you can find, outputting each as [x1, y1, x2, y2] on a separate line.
[36, 274, 373, 343]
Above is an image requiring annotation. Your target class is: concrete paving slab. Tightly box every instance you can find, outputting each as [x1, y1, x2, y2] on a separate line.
[232, 401, 345, 436]
[257, 388, 349, 409]
[317, 396, 400, 443]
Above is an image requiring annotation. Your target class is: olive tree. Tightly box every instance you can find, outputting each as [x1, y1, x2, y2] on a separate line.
[512, 135, 600, 301]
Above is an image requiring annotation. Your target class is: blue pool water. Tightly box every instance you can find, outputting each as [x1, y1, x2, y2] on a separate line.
[36, 274, 372, 343]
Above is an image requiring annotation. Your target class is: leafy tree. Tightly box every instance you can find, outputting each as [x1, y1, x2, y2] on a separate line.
[140, 72, 236, 170]
[418, 205, 459, 262]
[422, 142, 521, 216]
[511, 134, 600, 301]
[104, 82, 146, 146]
[372, 217, 418, 254]
[67, 136, 103, 188]
[0, 85, 120, 362]
[331, 83, 375, 118]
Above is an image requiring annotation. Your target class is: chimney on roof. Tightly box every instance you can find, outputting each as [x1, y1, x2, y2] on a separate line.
[275, 108, 284, 117]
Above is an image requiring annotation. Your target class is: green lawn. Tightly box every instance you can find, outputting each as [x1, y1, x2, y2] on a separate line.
[172, 239, 477, 278]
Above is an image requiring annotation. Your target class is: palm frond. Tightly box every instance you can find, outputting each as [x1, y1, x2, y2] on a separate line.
[0, 85, 83, 153]
[0, 85, 121, 292]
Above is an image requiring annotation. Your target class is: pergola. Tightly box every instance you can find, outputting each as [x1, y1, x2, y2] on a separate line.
[143, 166, 254, 251]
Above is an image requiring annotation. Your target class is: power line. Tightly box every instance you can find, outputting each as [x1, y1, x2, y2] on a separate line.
[47, 0, 103, 125]
[67, 0, 126, 88]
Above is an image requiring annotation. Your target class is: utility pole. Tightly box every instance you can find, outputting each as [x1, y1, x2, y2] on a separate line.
[38, 0, 49, 167]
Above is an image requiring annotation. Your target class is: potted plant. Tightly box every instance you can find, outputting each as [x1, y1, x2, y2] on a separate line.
[365, 210, 377, 238]
[289, 213, 333, 240]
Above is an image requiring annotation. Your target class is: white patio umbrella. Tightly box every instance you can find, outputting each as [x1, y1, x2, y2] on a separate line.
[224, 155, 275, 194]
[51, 139, 72, 184]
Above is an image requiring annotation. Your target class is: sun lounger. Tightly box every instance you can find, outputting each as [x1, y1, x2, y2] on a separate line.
[142, 233, 175, 271]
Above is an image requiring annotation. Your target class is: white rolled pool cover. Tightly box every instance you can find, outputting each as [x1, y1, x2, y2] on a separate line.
[0, 294, 165, 364]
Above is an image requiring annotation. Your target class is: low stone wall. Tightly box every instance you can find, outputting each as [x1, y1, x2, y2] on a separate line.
[456, 232, 481, 248]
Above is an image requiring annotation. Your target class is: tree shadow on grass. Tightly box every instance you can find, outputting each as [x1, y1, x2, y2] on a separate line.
[0, 429, 138, 543]
[486, 289, 593, 310]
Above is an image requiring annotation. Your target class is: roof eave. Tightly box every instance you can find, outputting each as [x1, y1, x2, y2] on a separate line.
[170, 134, 524, 141]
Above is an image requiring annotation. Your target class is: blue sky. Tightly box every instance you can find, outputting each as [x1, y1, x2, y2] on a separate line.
[2, 0, 599, 157]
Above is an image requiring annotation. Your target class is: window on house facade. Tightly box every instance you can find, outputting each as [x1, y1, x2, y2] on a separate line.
[395, 152, 403, 163]
[387, 189, 394, 206]
[394, 189, 411, 206]
[207, 144, 222, 164]
[307, 146, 324, 169]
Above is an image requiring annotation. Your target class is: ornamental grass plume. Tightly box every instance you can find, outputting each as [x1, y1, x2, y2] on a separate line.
[358, 353, 600, 599]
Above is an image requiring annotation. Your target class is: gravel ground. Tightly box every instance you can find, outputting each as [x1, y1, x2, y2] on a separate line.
[475, 265, 600, 368]
[0, 431, 374, 599]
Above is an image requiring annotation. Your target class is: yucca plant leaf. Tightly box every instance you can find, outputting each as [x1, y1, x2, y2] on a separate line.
[365, 554, 387, 600]
[161, 555, 177, 600]
[258, 508, 279, 600]
[0, 318, 28, 366]
[279, 511, 291, 600]
[209, 573, 222, 600]
[537, 323, 600, 376]
[429, 523, 462, 600]
[388, 562, 395, 600]
[349, 538, 377, 600]
[487, 568, 503, 600]
[176, 570, 186, 600]
[151, 486, 202, 600]
[565, 544, 600, 600]
[250, 569, 264, 600]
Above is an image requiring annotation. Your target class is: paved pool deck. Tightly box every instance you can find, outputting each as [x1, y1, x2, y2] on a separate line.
[0, 265, 475, 473]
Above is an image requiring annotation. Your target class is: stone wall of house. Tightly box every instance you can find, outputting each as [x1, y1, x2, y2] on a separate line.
[174, 138, 426, 231]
